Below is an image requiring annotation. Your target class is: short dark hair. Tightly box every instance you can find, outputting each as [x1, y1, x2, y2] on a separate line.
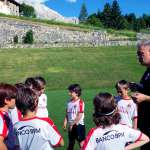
[93, 92, 120, 128]
[68, 84, 81, 96]
[0, 83, 17, 107]
[16, 87, 38, 115]
[15, 82, 26, 89]
[115, 80, 129, 90]
[25, 77, 41, 91]
[35, 76, 46, 85]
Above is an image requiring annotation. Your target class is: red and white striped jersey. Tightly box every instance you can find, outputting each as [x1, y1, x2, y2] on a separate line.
[36, 94, 48, 117]
[117, 99, 137, 127]
[14, 117, 62, 150]
[67, 99, 84, 125]
[8, 106, 22, 125]
[82, 124, 142, 150]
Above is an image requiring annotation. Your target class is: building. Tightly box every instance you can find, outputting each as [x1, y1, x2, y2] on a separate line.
[0, 0, 20, 16]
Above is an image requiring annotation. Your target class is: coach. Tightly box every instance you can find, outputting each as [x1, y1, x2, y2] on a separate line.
[131, 40, 150, 150]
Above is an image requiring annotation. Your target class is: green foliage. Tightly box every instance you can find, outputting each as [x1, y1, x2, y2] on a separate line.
[111, 0, 124, 29]
[79, 3, 88, 23]
[107, 29, 136, 38]
[87, 13, 103, 27]
[101, 3, 112, 28]
[20, 3, 36, 18]
[13, 35, 18, 44]
[23, 30, 34, 44]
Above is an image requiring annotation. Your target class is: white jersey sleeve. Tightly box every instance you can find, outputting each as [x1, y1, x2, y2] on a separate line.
[81, 128, 95, 150]
[0, 114, 7, 138]
[42, 118, 62, 146]
[124, 125, 142, 142]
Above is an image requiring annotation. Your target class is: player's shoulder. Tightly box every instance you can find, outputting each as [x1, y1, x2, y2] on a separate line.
[79, 98, 85, 104]
[36, 117, 55, 126]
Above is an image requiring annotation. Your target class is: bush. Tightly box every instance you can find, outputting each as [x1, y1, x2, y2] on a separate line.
[23, 30, 34, 44]
[13, 35, 18, 44]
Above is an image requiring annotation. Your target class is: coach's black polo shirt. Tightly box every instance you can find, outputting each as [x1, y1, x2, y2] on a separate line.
[138, 67, 150, 134]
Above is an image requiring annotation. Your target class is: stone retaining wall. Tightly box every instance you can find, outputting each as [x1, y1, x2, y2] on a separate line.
[0, 17, 138, 48]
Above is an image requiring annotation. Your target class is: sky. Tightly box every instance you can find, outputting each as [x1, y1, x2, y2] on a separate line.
[19, 0, 150, 18]
[44, 0, 150, 17]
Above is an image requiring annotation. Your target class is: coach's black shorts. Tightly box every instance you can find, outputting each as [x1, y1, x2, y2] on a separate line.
[68, 124, 85, 143]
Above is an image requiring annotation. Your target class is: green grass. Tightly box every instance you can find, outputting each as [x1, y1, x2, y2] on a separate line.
[0, 14, 102, 32]
[0, 46, 144, 90]
[0, 46, 143, 149]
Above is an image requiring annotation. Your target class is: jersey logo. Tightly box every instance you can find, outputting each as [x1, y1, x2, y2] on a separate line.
[16, 125, 41, 136]
[96, 130, 125, 143]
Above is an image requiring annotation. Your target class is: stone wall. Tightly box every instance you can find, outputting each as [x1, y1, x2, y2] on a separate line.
[0, 17, 137, 48]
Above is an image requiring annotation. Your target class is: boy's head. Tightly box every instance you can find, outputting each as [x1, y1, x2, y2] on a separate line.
[16, 87, 38, 116]
[0, 83, 17, 109]
[68, 84, 81, 98]
[115, 80, 129, 97]
[25, 77, 42, 96]
[34, 76, 46, 94]
[93, 92, 120, 128]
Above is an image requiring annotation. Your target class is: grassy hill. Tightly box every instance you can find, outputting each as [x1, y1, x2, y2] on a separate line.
[0, 46, 143, 149]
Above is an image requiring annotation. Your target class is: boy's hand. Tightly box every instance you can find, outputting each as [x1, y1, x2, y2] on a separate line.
[69, 125, 73, 131]
[63, 123, 67, 130]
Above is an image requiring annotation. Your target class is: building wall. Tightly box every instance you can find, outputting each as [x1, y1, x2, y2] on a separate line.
[0, 0, 19, 16]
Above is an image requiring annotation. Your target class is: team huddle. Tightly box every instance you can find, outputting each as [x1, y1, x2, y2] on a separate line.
[1, 41, 150, 150]
[0, 76, 149, 150]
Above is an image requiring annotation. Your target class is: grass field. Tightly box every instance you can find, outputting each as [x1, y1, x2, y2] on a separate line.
[0, 46, 143, 149]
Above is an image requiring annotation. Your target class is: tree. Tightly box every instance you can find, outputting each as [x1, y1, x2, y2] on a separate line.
[124, 13, 136, 30]
[79, 3, 88, 23]
[87, 13, 103, 27]
[101, 3, 112, 28]
[20, 3, 36, 18]
[13, 35, 18, 44]
[23, 30, 34, 44]
[111, 0, 124, 29]
[142, 14, 150, 28]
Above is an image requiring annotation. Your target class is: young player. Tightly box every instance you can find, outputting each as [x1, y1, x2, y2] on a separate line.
[0, 83, 17, 150]
[8, 83, 24, 125]
[34, 76, 48, 117]
[115, 80, 137, 129]
[63, 84, 85, 150]
[14, 87, 64, 150]
[82, 92, 149, 150]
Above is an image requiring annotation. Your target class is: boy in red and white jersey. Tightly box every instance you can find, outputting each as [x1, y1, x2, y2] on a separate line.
[14, 87, 64, 150]
[0, 83, 17, 150]
[63, 84, 85, 150]
[25, 76, 49, 118]
[8, 106, 22, 125]
[82, 92, 149, 150]
[34, 76, 48, 117]
[115, 80, 137, 129]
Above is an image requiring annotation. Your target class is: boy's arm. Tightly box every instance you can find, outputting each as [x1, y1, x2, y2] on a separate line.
[125, 133, 149, 150]
[133, 117, 138, 130]
[133, 103, 138, 130]
[0, 136, 7, 150]
[63, 109, 68, 130]
[71, 100, 84, 126]
[72, 112, 83, 126]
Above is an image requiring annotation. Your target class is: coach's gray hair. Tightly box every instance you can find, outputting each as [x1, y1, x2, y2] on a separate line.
[137, 40, 150, 49]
